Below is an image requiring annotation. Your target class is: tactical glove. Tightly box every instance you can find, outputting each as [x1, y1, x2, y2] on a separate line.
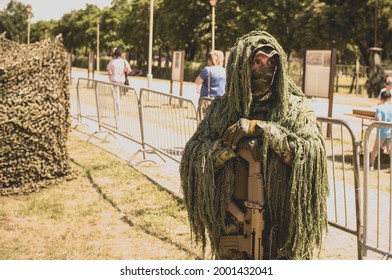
[222, 118, 262, 146]
[210, 139, 237, 170]
[223, 118, 294, 165]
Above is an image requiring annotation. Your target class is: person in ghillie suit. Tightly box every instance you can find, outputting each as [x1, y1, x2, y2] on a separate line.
[180, 30, 329, 260]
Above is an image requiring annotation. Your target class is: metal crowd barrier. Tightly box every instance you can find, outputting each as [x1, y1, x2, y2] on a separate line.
[96, 81, 119, 132]
[94, 80, 142, 144]
[75, 79, 199, 163]
[363, 122, 392, 259]
[317, 116, 363, 260]
[139, 88, 198, 163]
[74, 78, 143, 148]
[69, 79, 79, 122]
[75, 78, 98, 123]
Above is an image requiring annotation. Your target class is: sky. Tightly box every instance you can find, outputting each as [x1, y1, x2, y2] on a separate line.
[0, 0, 113, 22]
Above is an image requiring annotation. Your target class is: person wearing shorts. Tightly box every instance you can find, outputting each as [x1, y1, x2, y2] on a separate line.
[370, 90, 392, 170]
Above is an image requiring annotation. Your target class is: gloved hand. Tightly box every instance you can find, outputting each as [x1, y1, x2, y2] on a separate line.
[222, 118, 262, 146]
[210, 139, 237, 170]
[223, 118, 294, 165]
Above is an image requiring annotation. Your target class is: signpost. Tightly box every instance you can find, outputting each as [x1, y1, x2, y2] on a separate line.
[303, 49, 337, 137]
[171, 51, 185, 97]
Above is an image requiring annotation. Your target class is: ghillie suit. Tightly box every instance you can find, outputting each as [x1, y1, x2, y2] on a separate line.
[180, 30, 329, 260]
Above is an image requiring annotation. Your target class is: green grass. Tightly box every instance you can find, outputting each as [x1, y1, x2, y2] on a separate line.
[0, 133, 204, 260]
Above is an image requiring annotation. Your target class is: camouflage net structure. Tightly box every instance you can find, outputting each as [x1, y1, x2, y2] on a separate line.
[0, 35, 73, 195]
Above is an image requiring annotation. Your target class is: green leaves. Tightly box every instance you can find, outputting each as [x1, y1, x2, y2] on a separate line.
[3, 0, 392, 71]
[0, 0, 29, 42]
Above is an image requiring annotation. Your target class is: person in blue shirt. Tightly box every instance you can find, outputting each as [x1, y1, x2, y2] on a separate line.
[195, 50, 226, 98]
[370, 90, 392, 170]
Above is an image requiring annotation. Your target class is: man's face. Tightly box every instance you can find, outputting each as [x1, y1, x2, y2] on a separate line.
[251, 51, 277, 71]
[250, 49, 278, 99]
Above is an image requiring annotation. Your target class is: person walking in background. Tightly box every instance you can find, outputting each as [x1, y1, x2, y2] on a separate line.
[195, 50, 226, 99]
[378, 75, 392, 99]
[107, 47, 132, 85]
[107, 47, 132, 115]
[370, 90, 392, 170]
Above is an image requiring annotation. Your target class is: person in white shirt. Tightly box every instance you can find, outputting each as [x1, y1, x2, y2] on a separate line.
[107, 47, 132, 115]
[378, 75, 392, 99]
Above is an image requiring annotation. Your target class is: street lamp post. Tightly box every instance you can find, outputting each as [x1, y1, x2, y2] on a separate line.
[26, 5, 32, 46]
[147, 0, 154, 88]
[209, 0, 217, 51]
[96, 19, 100, 72]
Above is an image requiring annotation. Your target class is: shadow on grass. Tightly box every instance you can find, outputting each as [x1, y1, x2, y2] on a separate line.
[69, 157, 201, 259]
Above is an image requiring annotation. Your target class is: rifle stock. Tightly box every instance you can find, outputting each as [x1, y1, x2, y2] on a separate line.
[219, 148, 265, 259]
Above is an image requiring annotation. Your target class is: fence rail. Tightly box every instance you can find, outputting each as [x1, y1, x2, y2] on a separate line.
[75, 78, 98, 123]
[73, 78, 199, 164]
[139, 88, 198, 163]
[317, 116, 363, 260]
[335, 64, 368, 94]
[94, 80, 142, 144]
[363, 122, 392, 260]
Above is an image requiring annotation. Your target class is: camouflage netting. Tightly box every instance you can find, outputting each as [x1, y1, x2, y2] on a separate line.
[0, 34, 74, 195]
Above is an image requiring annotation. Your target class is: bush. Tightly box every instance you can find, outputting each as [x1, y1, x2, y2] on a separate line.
[72, 55, 88, 69]
[72, 56, 112, 72]
[147, 62, 204, 82]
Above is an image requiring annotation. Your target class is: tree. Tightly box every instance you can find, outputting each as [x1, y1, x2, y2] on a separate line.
[30, 20, 56, 42]
[120, 0, 155, 67]
[52, 11, 78, 54]
[53, 4, 101, 55]
[5, 0, 392, 69]
[293, 0, 392, 65]
[0, 0, 31, 43]
[99, 6, 123, 56]
[156, 0, 209, 61]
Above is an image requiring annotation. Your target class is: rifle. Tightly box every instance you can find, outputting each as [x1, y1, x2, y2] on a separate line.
[219, 141, 265, 259]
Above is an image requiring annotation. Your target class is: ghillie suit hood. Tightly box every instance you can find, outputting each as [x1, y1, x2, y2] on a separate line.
[180, 30, 329, 259]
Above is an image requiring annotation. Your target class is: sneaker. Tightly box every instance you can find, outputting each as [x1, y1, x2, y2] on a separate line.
[369, 165, 374, 171]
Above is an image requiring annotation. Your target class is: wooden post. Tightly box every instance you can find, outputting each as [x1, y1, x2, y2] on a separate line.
[327, 49, 337, 138]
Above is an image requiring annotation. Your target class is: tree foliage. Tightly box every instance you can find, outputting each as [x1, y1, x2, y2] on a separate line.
[0, 0, 30, 43]
[2, 0, 392, 66]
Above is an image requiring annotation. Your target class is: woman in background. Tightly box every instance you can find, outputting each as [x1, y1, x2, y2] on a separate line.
[195, 50, 226, 99]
